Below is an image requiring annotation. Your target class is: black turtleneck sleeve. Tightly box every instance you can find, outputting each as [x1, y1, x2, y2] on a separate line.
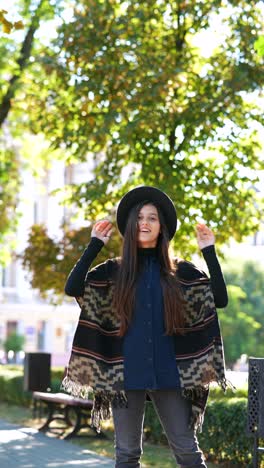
[64, 237, 104, 297]
[201, 245, 228, 307]
[176, 245, 228, 308]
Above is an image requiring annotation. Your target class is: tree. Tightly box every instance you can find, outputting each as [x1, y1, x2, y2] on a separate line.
[21, 223, 122, 302]
[3, 332, 25, 363]
[0, 0, 60, 127]
[218, 284, 261, 366]
[20, 0, 264, 255]
[0, 145, 21, 264]
[0, 0, 62, 262]
[222, 258, 264, 357]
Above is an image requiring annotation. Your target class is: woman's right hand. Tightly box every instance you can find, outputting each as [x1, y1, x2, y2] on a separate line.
[91, 220, 113, 245]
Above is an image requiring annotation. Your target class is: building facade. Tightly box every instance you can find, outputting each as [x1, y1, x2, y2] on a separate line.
[0, 159, 93, 367]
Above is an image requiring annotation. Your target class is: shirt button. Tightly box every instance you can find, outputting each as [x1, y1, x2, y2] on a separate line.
[148, 357, 152, 362]
[148, 321, 151, 325]
[147, 303, 151, 307]
[148, 338, 152, 343]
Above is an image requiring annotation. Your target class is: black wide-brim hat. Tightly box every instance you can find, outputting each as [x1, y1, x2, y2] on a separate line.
[116, 186, 177, 240]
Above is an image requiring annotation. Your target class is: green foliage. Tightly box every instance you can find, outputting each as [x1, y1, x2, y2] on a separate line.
[0, 370, 31, 406]
[3, 333, 25, 353]
[209, 384, 247, 400]
[220, 259, 264, 364]
[145, 397, 254, 465]
[0, 0, 61, 127]
[49, 367, 65, 381]
[0, 145, 21, 264]
[144, 401, 167, 445]
[21, 223, 122, 302]
[219, 285, 261, 365]
[0, 0, 59, 256]
[199, 398, 252, 465]
[21, 0, 264, 255]
[0, 366, 65, 406]
[254, 36, 264, 57]
[224, 259, 264, 322]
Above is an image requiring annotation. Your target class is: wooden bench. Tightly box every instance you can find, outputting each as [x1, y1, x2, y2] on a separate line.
[33, 391, 105, 439]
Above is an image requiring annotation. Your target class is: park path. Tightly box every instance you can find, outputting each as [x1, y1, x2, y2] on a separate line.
[0, 419, 115, 468]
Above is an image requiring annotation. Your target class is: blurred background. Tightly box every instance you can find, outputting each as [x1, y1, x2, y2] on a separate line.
[0, 0, 264, 373]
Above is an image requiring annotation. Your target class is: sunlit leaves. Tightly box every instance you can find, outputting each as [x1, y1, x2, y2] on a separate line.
[21, 223, 122, 303]
[0, 9, 24, 34]
[0, 145, 21, 264]
[219, 258, 264, 364]
[254, 35, 264, 57]
[0, 1, 71, 257]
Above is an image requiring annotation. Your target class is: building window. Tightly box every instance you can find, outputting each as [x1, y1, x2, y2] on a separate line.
[37, 321, 46, 351]
[7, 321, 17, 336]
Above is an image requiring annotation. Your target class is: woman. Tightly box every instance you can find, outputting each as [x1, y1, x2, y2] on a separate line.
[63, 186, 228, 468]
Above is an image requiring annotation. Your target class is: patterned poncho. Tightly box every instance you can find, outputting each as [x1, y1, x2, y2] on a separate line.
[62, 264, 228, 433]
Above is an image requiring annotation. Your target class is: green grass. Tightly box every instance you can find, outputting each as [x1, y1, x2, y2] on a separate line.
[0, 402, 228, 467]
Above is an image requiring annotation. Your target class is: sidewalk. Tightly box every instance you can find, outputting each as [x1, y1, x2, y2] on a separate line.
[0, 419, 115, 468]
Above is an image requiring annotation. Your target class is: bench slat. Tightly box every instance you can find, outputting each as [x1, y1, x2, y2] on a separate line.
[33, 391, 93, 408]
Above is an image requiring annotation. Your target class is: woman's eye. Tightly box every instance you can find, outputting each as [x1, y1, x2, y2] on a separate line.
[138, 215, 157, 221]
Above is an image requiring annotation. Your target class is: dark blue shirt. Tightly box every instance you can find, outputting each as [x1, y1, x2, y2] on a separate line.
[123, 248, 181, 390]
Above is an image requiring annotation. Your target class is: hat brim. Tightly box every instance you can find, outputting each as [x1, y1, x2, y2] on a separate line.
[116, 186, 177, 240]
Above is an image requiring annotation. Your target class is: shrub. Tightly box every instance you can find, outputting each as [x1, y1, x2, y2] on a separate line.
[209, 384, 247, 400]
[144, 401, 167, 445]
[50, 367, 65, 381]
[0, 373, 31, 406]
[200, 398, 252, 465]
[144, 396, 256, 465]
[0, 366, 65, 406]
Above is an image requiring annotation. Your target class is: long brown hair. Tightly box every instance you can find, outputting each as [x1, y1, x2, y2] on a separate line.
[112, 201, 186, 336]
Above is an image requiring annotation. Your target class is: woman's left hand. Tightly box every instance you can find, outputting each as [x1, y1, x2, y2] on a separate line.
[195, 223, 215, 250]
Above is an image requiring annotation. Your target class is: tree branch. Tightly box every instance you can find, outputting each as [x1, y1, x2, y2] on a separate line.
[0, 0, 46, 127]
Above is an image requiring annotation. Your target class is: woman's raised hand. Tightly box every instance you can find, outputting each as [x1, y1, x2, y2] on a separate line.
[195, 223, 215, 250]
[91, 220, 114, 245]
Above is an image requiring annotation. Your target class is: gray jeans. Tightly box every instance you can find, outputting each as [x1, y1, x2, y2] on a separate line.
[111, 389, 207, 468]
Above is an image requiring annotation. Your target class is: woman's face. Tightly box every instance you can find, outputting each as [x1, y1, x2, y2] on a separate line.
[137, 204, 161, 248]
